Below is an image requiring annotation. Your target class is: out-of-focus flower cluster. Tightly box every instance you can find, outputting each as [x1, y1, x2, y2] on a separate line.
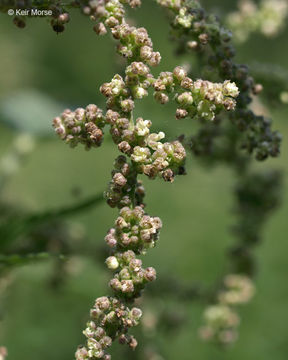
[199, 304, 240, 345]
[156, 0, 181, 10]
[0, 134, 35, 187]
[218, 274, 255, 305]
[153, 66, 239, 121]
[199, 274, 255, 345]
[0, 347, 7, 360]
[75, 296, 141, 360]
[227, 0, 288, 43]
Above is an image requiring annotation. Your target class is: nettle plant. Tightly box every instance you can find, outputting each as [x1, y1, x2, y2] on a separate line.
[0, 0, 283, 359]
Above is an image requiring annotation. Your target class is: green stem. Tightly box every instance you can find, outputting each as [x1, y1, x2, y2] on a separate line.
[0, 192, 104, 250]
[129, 162, 138, 209]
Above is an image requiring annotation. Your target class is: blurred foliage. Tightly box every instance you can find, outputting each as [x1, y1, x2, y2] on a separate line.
[0, 0, 288, 359]
[0, 90, 64, 135]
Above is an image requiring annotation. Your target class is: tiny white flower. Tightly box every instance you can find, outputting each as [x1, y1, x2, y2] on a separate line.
[135, 118, 151, 136]
[223, 80, 239, 98]
[105, 256, 119, 270]
[131, 146, 151, 163]
[134, 86, 147, 99]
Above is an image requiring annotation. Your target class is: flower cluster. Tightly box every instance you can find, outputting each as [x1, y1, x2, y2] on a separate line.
[105, 207, 162, 254]
[199, 274, 255, 345]
[53, 102, 187, 182]
[227, 0, 288, 43]
[100, 61, 154, 107]
[84, 0, 142, 35]
[87, 0, 160, 67]
[218, 274, 255, 305]
[131, 137, 186, 182]
[108, 249, 157, 299]
[74, 198, 161, 359]
[156, 0, 282, 160]
[52, 105, 105, 149]
[112, 25, 161, 65]
[153, 66, 239, 121]
[105, 155, 145, 208]
[74, 194, 162, 359]
[75, 296, 142, 360]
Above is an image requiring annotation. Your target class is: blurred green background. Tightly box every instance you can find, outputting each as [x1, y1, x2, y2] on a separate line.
[0, 0, 288, 359]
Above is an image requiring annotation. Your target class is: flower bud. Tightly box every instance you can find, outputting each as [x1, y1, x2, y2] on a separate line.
[120, 99, 134, 112]
[93, 22, 107, 35]
[95, 297, 110, 311]
[118, 141, 132, 154]
[128, 336, 138, 350]
[145, 267, 157, 282]
[173, 66, 187, 81]
[121, 280, 134, 293]
[113, 173, 127, 187]
[154, 92, 169, 104]
[130, 307, 142, 320]
[105, 256, 119, 270]
[177, 92, 193, 106]
[110, 278, 122, 291]
[176, 108, 188, 119]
